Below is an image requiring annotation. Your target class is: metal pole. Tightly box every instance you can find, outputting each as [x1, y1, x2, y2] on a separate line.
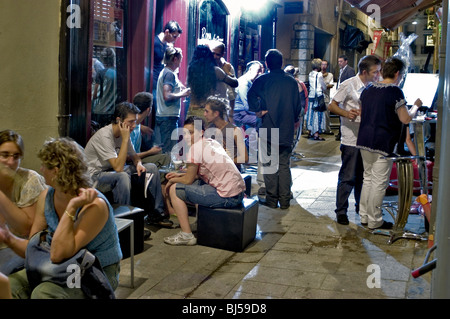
[431, 0, 450, 299]
[272, 4, 278, 48]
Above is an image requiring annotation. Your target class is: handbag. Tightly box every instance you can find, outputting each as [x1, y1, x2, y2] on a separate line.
[312, 74, 327, 112]
[25, 230, 116, 299]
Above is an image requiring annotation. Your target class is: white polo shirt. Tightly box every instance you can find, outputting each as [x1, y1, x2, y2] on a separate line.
[332, 75, 366, 147]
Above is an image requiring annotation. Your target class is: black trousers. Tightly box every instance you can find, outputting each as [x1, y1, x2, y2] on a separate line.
[335, 144, 364, 216]
[261, 143, 293, 207]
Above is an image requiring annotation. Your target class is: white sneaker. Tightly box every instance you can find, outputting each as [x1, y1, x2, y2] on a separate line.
[164, 231, 197, 246]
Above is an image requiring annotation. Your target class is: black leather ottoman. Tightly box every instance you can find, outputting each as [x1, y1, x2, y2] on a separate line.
[197, 197, 259, 252]
[113, 205, 146, 258]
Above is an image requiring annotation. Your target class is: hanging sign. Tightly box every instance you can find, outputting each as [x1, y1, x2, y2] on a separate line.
[371, 30, 383, 54]
[383, 41, 392, 59]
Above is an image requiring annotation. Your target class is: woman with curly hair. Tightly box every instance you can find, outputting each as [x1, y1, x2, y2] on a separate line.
[186, 45, 238, 120]
[0, 137, 122, 299]
[0, 130, 47, 275]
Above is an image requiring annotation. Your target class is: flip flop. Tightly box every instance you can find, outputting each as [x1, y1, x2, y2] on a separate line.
[314, 136, 325, 141]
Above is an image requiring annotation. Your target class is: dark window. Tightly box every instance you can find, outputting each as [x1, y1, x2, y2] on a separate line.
[199, 0, 228, 44]
[90, 0, 127, 131]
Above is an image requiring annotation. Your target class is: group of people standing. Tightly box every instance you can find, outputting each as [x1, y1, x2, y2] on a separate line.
[304, 55, 354, 141]
[300, 53, 421, 230]
[329, 55, 421, 229]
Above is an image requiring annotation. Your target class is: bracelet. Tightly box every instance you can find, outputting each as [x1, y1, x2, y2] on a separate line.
[64, 210, 76, 222]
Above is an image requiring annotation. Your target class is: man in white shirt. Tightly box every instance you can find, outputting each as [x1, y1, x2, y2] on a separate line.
[328, 55, 381, 225]
[335, 55, 356, 141]
[85, 102, 172, 228]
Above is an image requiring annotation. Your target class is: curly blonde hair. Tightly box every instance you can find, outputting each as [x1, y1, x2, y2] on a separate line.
[38, 137, 92, 195]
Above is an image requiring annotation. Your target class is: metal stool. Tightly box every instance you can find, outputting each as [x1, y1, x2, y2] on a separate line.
[373, 155, 427, 244]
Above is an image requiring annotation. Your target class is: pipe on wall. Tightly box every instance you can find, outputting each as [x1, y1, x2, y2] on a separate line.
[431, 0, 450, 298]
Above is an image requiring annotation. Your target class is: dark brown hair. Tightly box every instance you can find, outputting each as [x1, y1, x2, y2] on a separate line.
[0, 130, 24, 156]
[382, 57, 406, 79]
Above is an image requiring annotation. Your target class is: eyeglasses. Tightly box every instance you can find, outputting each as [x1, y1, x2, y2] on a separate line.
[123, 119, 137, 126]
[0, 152, 22, 161]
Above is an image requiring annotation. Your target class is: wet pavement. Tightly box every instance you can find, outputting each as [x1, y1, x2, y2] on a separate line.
[115, 129, 431, 300]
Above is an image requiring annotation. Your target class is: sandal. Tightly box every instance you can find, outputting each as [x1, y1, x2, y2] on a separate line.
[313, 136, 325, 141]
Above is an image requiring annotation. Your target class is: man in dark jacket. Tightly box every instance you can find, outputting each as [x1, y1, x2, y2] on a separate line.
[337, 55, 356, 88]
[248, 49, 302, 209]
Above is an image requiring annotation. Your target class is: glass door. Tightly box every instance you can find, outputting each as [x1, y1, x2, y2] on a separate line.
[90, 0, 127, 132]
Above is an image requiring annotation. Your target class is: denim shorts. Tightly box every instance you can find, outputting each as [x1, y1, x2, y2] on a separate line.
[175, 180, 244, 208]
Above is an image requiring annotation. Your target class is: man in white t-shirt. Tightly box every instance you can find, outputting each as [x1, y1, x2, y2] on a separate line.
[85, 102, 172, 228]
[328, 55, 381, 225]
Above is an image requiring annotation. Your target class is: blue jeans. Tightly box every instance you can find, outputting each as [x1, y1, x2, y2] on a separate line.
[176, 180, 244, 208]
[155, 116, 179, 154]
[233, 110, 259, 128]
[335, 144, 364, 216]
[93, 163, 164, 214]
[0, 248, 24, 275]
